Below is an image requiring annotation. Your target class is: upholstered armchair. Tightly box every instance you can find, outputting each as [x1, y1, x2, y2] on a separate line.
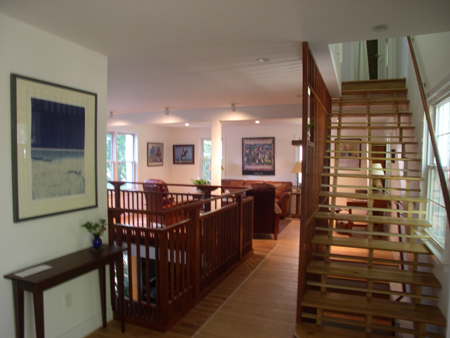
[246, 183, 282, 240]
[267, 181, 292, 218]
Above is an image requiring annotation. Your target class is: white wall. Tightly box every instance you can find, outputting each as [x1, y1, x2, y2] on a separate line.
[0, 14, 108, 338]
[406, 31, 450, 335]
[107, 121, 301, 191]
[222, 123, 300, 185]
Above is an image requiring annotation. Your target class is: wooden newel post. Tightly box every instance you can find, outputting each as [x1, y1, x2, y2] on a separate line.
[158, 230, 169, 324]
[237, 194, 244, 260]
[110, 181, 126, 208]
[191, 207, 201, 302]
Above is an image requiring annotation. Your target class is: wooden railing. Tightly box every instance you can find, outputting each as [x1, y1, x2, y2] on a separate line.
[107, 182, 253, 331]
[407, 36, 450, 227]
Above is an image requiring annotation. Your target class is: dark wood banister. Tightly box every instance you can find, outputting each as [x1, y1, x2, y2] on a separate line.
[407, 36, 450, 227]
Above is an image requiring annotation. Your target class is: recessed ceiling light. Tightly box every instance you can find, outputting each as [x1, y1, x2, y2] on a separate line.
[370, 24, 389, 32]
[257, 58, 270, 63]
[255, 120, 260, 124]
[185, 123, 189, 126]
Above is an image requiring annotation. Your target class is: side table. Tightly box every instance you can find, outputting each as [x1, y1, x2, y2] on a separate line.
[4, 245, 125, 338]
[292, 190, 301, 218]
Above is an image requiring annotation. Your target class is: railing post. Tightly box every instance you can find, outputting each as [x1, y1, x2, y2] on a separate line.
[237, 194, 244, 260]
[191, 207, 201, 301]
[158, 230, 169, 325]
[110, 181, 126, 208]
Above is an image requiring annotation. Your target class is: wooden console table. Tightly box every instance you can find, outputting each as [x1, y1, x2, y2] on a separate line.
[4, 245, 125, 338]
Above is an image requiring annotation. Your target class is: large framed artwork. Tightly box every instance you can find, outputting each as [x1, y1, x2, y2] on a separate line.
[242, 137, 275, 175]
[173, 144, 194, 164]
[147, 142, 163, 166]
[11, 74, 98, 222]
[337, 139, 361, 169]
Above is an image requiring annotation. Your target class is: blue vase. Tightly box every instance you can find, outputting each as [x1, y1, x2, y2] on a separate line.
[92, 234, 102, 250]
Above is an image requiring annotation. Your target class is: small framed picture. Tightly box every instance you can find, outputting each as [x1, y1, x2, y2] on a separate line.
[147, 143, 163, 166]
[173, 144, 194, 164]
[337, 139, 361, 169]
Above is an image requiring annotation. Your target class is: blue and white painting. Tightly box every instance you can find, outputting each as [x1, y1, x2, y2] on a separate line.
[31, 98, 85, 200]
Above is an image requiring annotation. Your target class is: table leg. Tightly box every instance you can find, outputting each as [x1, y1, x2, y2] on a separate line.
[117, 257, 125, 332]
[33, 290, 45, 338]
[12, 282, 24, 338]
[99, 266, 107, 328]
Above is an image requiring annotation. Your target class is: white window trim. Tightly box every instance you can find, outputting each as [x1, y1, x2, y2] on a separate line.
[107, 132, 137, 188]
[421, 81, 450, 264]
[201, 138, 211, 181]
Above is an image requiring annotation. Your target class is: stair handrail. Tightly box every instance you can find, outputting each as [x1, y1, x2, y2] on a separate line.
[407, 36, 450, 227]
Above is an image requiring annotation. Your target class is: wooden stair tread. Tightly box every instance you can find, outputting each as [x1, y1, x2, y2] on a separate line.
[341, 79, 406, 91]
[301, 290, 446, 326]
[312, 235, 430, 254]
[325, 156, 420, 161]
[327, 140, 418, 145]
[327, 150, 418, 155]
[330, 112, 412, 116]
[294, 322, 387, 338]
[324, 166, 421, 173]
[321, 184, 421, 193]
[322, 173, 423, 181]
[329, 126, 414, 130]
[316, 211, 431, 227]
[315, 227, 430, 240]
[307, 260, 441, 287]
[319, 191, 427, 203]
[319, 204, 426, 215]
[341, 88, 408, 95]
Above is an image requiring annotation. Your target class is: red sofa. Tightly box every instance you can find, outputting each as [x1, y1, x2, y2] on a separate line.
[221, 179, 292, 218]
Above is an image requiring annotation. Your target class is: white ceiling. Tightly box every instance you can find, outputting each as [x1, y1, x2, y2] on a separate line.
[1, 0, 450, 120]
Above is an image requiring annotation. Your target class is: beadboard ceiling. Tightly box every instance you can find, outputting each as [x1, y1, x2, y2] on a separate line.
[1, 0, 450, 121]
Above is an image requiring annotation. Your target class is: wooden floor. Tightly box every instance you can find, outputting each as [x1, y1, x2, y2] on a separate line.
[86, 218, 300, 338]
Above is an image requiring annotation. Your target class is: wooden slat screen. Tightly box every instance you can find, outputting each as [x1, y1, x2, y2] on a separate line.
[296, 42, 332, 323]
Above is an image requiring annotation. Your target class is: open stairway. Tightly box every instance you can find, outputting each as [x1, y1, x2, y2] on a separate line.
[295, 79, 446, 338]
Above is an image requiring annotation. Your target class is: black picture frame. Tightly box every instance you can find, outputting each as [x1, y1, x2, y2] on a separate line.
[242, 137, 275, 175]
[173, 144, 194, 164]
[11, 74, 98, 222]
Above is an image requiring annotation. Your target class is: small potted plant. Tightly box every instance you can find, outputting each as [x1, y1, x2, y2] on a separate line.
[81, 218, 107, 251]
[307, 117, 314, 140]
[191, 178, 210, 194]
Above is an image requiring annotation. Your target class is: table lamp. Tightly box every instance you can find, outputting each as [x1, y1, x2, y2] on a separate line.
[371, 163, 385, 192]
[291, 162, 302, 191]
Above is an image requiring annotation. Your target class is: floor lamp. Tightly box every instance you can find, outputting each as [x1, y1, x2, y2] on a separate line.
[291, 162, 302, 191]
[371, 163, 385, 193]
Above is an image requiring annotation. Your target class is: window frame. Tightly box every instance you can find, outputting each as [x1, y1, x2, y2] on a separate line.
[422, 93, 450, 262]
[107, 132, 137, 189]
[201, 139, 212, 181]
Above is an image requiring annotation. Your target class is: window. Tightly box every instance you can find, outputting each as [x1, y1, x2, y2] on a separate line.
[200, 139, 223, 181]
[107, 132, 136, 189]
[298, 145, 303, 186]
[425, 98, 450, 246]
[201, 139, 212, 181]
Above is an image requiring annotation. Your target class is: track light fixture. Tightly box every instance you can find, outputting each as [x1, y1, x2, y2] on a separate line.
[231, 103, 236, 112]
[165, 107, 169, 115]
